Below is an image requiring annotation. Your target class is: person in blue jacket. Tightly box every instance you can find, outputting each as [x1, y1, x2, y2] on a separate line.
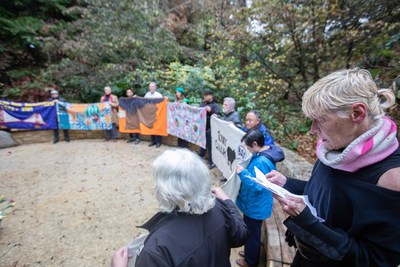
[243, 110, 274, 146]
[243, 110, 286, 165]
[236, 128, 276, 267]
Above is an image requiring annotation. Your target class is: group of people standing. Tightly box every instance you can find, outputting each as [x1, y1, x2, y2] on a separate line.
[100, 82, 163, 147]
[111, 68, 400, 267]
[49, 69, 400, 267]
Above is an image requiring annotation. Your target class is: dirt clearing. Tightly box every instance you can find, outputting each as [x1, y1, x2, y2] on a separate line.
[0, 140, 238, 267]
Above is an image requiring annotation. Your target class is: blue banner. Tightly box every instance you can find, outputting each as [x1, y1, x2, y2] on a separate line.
[0, 100, 57, 130]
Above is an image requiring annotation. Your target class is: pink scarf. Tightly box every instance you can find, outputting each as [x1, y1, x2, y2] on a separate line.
[316, 116, 398, 172]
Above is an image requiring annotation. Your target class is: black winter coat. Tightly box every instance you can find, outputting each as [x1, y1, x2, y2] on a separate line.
[135, 198, 248, 267]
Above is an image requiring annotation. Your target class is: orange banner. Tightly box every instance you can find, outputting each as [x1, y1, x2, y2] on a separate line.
[118, 97, 168, 136]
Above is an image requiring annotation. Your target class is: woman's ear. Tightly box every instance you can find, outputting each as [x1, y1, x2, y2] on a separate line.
[351, 103, 367, 123]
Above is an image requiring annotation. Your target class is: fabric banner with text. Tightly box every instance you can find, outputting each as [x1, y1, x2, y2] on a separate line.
[118, 97, 168, 136]
[56, 102, 112, 130]
[211, 115, 252, 178]
[167, 102, 207, 148]
[0, 99, 57, 130]
[211, 115, 252, 201]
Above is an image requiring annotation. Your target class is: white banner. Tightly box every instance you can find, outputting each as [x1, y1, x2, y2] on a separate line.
[211, 115, 251, 178]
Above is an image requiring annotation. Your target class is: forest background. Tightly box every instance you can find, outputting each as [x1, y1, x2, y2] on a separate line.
[1, 0, 399, 162]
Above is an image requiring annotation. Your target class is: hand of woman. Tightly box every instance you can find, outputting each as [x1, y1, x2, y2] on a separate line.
[265, 170, 287, 187]
[211, 187, 229, 201]
[111, 246, 128, 267]
[277, 195, 306, 217]
[236, 165, 244, 174]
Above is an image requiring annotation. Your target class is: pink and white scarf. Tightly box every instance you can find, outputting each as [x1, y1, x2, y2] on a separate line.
[316, 116, 399, 172]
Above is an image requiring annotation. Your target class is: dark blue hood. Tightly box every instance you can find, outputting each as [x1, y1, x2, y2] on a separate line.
[259, 144, 285, 163]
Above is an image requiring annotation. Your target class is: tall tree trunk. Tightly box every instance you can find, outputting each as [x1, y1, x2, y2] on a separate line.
[346, 40, 354, 69]
[310, 0, 320, 83]
[239, 0, 248, 78]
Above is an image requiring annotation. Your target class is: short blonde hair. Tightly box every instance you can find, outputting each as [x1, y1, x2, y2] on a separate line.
[302, 68, 395, 120]
[152, 149, 215, 214]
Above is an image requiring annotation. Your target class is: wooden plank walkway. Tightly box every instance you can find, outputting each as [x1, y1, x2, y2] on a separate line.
[264, 202, 296, 267]
[229, 201, 295, 267]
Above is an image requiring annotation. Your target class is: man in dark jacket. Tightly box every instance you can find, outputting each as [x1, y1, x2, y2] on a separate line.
[48, 89, 70, 144]
[199, 89, 221, 169]
[221, 97, 242, 129]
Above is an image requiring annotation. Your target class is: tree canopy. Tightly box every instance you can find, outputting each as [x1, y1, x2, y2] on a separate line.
[1, 0, 399, 152]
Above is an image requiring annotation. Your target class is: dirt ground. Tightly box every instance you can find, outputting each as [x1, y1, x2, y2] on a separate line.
[0, 139, 260, 267]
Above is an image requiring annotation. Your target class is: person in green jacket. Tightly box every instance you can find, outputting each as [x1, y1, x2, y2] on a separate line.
[175, 87, 189, 103]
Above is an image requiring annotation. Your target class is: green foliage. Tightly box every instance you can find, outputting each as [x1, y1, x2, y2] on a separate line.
[162, 63, 216, 104]
[1, 87, 21, 98]
[1, 0, 399, 153]
[111, 63, 218, 105]
[0, 16, 44, 47]
[6, 68, 38, 79]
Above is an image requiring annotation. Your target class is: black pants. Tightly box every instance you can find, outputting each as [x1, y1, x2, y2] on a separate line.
[53, 129, 70, 142]
[243, 215, 262, 267]
[151, 135, 162, 145]
[198, 129, 212, 165]
[177, 138, 188, 148]
[104, 123, 118, 140]
[129, 133, 140, 140]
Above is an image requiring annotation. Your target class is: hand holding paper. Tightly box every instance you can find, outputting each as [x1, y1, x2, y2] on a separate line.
[248, 167, 325, 222]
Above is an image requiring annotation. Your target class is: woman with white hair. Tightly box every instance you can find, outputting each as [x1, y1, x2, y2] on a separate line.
[266, 68, 400, 266]
[112, 149, 248, 267]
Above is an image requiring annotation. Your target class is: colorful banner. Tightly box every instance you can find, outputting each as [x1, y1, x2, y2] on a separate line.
[56, 102, 112, 130]
[118, 97, 168, 136]
[0, 100, 57, 130]
[167, 102, 207, 148]
[211, 115, 252, 178]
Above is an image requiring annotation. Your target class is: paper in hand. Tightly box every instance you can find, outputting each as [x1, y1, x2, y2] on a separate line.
[250, 167, 325, 222]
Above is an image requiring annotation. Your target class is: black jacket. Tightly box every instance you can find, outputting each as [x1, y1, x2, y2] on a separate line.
[222, 111, 243, 129]
[136, 198, 248, 267]
[283, 146, 400, 267]
[200, 100, 220, 130]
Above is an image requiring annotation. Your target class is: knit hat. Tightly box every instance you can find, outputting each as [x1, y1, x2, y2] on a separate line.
[50, 89, 58, 95]
[203, 89, 213, 95]
[176, 87, 185, 94]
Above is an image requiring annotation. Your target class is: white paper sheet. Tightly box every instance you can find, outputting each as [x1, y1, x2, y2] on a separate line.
[249, 167, 325, 222]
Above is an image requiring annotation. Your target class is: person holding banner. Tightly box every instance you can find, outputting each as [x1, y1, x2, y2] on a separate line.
[243, 110, 285, 165]
[175, 87, 189, 104]
[145, 82, 163, 148]
[221, 97, 242, 129]
[199, 89, 220, 169]
[48, 89, 70, 144]
[243, 110, 274, 146]
[101, 86, 119, 142]
[175, 87, 190, 148]
[125, 89, 140, 145]
[235, 128, 276, 267]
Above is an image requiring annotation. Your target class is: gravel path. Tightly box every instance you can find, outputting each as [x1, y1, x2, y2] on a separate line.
[0, 140, 252, 267]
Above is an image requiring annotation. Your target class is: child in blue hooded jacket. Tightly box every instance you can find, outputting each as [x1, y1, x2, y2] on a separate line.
[236, 128, 276, 267]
